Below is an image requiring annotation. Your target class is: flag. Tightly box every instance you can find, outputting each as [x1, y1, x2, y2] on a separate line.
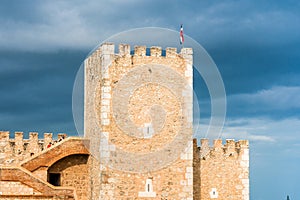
[180, 24, 184, 45]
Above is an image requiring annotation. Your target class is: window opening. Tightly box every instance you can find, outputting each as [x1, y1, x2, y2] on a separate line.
[48, 173, 61, 186]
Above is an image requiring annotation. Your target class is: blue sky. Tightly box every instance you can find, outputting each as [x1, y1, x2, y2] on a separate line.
[0, 1, 299, 199]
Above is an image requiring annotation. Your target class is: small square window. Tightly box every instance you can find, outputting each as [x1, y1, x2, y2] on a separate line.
[48, 173, 61, 186]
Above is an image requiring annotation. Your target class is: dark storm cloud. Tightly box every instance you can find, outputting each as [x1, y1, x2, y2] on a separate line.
[0, 0, 45, 23]
[1, 0, 299, 52]
[209, 42, 300, 94]
[0, 50, 87, 134]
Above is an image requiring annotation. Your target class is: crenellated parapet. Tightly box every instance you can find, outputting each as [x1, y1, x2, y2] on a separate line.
[85, 43, 193, 68]
[112, 43, 192, 57]
[199, 138, 249, 159]
[0, 131, 67, 165]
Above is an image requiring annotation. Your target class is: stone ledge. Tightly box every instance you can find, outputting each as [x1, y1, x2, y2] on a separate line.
[138, 191, 156, 197]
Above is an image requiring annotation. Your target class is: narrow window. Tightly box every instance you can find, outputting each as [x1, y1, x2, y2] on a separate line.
[145, 178, 153, 192]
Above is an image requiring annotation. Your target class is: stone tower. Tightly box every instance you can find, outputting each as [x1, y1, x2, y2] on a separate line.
[0, 43, 249, 200]
[84, 43, 194, 199]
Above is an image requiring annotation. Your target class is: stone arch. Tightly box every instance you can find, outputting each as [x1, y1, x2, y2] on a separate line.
[47, 154, 90, 200]
[21, 138, 90, 171]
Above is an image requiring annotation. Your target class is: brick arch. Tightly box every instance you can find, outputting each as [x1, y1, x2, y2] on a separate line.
[21, 137, 90, 172]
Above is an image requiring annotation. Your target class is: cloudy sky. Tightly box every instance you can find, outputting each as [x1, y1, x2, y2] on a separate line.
[0, 1, 299, 199]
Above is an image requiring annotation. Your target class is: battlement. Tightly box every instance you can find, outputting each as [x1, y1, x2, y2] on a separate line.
[95, 42, 193, 59]
[200, 138, 249, 148]
[198, 138, 249, 159]
[0, 131, 68, 165]
[0, 131, 67, 142]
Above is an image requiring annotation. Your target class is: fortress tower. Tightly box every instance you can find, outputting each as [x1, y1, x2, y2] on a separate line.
[84, 43, 194, 199]
[0, 42, 249, 200]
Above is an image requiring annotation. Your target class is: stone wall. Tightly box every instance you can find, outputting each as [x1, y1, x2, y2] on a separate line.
[0, 131, 67, 165]
[48, 154, 90, 200]
[0, 136, 88, 200]
[193, 139, 201, 199]
[196, 139, 250, 200]
[84, 44, 104, 199]
[0, 181, 41, 195]
[0, 166, 75, 199]
[0, 196, 74, 200]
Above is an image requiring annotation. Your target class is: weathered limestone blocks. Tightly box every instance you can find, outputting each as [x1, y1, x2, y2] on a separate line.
[196, 139, 250, 200]
[150, 46, 162, 57]
[100, 42, 193, 61]
[0, 131, 68, 165]
[118, 44, 130, 56]
[166, 47, 177, 58]
[134, 45, 146, 56]
[0, 180, 41, 195]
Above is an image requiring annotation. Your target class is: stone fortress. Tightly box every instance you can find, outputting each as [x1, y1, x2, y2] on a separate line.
[0, 43, 249, 200]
